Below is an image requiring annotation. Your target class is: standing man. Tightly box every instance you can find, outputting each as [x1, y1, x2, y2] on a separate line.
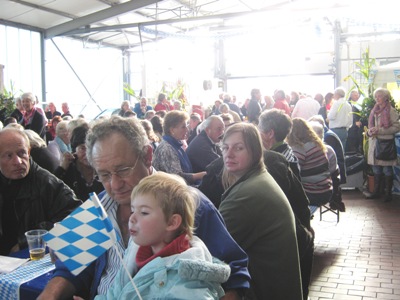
[327, 87, 353, 151]
[0, 128, 80, 255]
[61, 102, 73, 119]
[223, 94, 243, 121]
[186, 115, 225, 172]
[291, 96, 321, 120]
[247, 88, 262, 124]
[347, 90, 364, 153]
[38, 116, 250, 300]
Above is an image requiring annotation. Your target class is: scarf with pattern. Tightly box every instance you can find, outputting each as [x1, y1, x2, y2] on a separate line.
[368, 100, 391, 129]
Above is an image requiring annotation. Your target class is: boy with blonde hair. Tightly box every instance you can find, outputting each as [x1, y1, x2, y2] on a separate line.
[95, 172, 230, 299]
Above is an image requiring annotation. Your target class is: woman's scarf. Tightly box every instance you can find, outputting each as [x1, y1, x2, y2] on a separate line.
[55, 136, 72, 154]
[369, 100, 391, 129]
[22, 107, 36, 126]
[163, 135, 193, 173]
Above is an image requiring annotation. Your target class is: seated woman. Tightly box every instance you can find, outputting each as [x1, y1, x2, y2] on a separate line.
[287, 118, 332, 206]
[24, 129, 59, 173]
[150, 114, 163, 140]
[46, 115, 62, 143]
[118, 100, 131, 117]
[140, 119, 160, 151]
[153, 111, 206, 185]
[54, 125, 104, 201]
[47, 120, 71, 162]
[309, 121, 345, 212]
[94, 172, 230, 300]
[219, 123, 302, 300]
[19, 92, 47, 139]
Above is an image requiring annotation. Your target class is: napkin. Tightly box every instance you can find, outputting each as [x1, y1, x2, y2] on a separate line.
[0, 256, 29, 274]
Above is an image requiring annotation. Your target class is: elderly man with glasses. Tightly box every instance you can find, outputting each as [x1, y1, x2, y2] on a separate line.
[39, 116, 250, 300]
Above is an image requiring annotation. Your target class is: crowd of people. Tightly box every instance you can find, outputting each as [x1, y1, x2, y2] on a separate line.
[0, 86, 398, 300]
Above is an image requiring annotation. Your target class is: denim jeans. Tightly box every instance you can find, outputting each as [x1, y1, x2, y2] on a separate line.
[330, 127, 348, 152]
[372, 165, 393, 176]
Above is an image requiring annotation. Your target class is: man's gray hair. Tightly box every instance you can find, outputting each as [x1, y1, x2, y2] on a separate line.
[309, 121, 324, 140]
[203, 115, 223, 129]
[334, 87, 346, 98]
[308, 114, 326, 127]
[86, 116, 149, 166]
[0, 128, 30, 148]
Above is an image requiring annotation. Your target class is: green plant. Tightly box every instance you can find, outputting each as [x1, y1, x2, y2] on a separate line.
[160, 80, 188, 109]
[344, 47, 399, 123]
[0, 83, 16, 123]
[343, 47, 376, 123]
[123, 83, 140, 102]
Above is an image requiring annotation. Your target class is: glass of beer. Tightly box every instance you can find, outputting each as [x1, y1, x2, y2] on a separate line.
[25, 229, 48, 260]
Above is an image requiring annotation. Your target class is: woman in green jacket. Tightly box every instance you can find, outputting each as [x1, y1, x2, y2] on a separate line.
[219, 123, 303, 300]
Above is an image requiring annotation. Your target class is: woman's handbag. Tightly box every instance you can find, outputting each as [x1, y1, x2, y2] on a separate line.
[374, 138, 397, 161]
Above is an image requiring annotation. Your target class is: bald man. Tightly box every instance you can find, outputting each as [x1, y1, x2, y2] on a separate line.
[0, 128, 80, 255]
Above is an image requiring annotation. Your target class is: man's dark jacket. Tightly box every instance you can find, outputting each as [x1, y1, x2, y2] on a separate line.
[0, 159, 81, 253]
[186, 130, 222, 173]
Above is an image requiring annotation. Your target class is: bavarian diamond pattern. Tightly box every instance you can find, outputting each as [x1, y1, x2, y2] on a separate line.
[0, 255, 54, 300]
[43, 193, 118, 275]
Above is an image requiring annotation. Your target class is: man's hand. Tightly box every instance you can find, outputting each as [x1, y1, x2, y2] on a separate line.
[37, 277, 76, 300]
[9, 243, 20, 254]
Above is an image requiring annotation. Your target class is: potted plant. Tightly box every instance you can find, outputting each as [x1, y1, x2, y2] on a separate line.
[160, 79, 188, 111]
[344, 48, 400, 195]
[0, 83, 16, 124]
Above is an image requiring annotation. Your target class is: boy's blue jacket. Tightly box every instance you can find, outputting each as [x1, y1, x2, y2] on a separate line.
[94, 236, 230, 300]
[53, 190, 250, 299]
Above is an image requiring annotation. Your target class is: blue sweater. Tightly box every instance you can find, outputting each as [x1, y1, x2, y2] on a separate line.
[52, 190, 250, 299]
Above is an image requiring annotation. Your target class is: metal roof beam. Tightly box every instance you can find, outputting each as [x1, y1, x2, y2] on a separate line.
[9, 0, 76, 19]
[0, 19, 43, 32]
[45, 0, 160, 39]
[62, 8, 274, 36]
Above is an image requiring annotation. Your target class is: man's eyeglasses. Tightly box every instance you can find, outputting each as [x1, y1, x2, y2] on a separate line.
[95, 157, 139, 183]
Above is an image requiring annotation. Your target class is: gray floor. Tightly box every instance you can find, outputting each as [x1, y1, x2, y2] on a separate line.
[309, 189, 400, 300]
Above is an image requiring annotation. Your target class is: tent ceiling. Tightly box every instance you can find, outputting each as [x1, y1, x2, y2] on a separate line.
[1, 0, 400, 50]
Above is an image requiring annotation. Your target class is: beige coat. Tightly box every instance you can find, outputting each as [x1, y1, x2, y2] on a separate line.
[368, 106, 400, 166]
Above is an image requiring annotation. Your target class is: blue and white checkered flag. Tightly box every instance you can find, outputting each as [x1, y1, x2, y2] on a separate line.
[43, 193, 119, 275]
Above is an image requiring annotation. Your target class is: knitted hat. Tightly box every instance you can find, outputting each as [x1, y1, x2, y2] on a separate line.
[70, 125, 89, 152]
